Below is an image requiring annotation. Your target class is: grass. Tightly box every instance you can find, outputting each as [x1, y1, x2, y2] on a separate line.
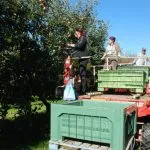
[0, 99, 66, 150]
[0, 113, 49, 150]
[0, 101, 50, 150]
[29, 141, 48, 150]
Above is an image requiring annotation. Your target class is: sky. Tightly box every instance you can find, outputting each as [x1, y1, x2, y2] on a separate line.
[95, 0, 150, 56]
[70, 0, 150, 56]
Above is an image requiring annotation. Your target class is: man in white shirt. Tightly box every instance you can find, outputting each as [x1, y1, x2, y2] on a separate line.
[105, 37, 121, 56]
[133, 48, 148, 66]
[101, 36, 121, 70]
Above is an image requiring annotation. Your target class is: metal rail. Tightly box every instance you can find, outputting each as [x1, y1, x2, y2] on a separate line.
[71, 56, 91, 60]
[104, 56, 150, 70]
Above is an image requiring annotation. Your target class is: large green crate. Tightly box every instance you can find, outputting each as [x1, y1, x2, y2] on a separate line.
[51, 100, 137, 150]
[118, 66, 150, 82]
[97, 70, 146, 92]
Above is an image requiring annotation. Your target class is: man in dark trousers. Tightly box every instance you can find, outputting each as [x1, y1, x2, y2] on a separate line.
[67, 27, 89, 94]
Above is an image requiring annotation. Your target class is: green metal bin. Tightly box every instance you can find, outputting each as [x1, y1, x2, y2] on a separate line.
[51, 100, 137, 150]
[97, 70, 146, 93]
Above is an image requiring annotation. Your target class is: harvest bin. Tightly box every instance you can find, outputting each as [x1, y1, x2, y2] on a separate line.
[97, 70, 146, 93]
[50, 100, 137, 150]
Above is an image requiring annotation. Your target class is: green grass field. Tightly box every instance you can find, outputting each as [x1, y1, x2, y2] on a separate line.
[0, 100, 66, 150]
[0, 101, 50, 150]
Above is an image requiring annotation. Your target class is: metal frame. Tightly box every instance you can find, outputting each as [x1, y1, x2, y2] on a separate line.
[105, 56, 150, 70]
[49, 140, 110, 150]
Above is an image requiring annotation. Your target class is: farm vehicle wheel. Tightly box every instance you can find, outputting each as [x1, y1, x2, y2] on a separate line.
[141, 123, 150, 150]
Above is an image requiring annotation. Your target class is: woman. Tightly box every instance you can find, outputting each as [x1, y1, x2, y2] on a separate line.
[67, 27, 89, 94]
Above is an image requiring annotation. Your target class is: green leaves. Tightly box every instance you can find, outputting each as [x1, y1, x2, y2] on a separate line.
[0, 0, 108, 117]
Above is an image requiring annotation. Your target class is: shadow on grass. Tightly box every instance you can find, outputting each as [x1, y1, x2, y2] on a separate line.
[0, 113, 50, 150]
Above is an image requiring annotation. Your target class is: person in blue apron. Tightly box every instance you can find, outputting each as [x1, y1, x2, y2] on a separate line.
[67, 27, 89, 94]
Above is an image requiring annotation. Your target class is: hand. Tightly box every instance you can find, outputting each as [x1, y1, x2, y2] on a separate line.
[131, 61, 135, 65]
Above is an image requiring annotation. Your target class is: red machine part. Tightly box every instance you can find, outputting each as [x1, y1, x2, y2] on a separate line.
[137, 102, 150, 117]
[79, 94, 150, 118]
[146, 83, 150, 94]
[137, 83, 150, 117]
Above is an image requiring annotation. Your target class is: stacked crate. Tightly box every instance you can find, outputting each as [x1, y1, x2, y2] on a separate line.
[97, 70, 146, 93]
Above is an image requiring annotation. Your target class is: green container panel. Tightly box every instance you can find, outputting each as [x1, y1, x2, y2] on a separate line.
[98, 76, 144, 82]
[136, 88, 144, 93]
[98, 70, 145, 77]
[97, 86, 144, 93]
[118, 66, 150, 71]
[51, 100, 137, 150]
[98, 82, 145, 88]
[97, 83, 145, 93]
[98, 87, 104, 91]
[97, 70, 146, 92]
[97, 71, 146, 82]
[117, 66, 150, 82]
